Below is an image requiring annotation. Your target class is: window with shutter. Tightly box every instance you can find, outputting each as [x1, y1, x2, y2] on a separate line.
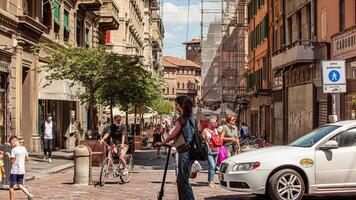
[64, 10, 71, 32]
[53, 0, 60, 26]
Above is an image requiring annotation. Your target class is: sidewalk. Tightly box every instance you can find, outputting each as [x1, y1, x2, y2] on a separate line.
[133, 148, 208, 171]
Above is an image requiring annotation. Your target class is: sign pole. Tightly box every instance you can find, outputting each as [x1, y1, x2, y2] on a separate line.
[322, 60, 346, 123]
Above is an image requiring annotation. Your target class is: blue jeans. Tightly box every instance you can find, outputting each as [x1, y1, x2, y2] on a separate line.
[177, 151, 195, 200]
[207, 153, 218, 182]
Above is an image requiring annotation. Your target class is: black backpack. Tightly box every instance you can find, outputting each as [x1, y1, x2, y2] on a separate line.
[186, 118, 208, 161]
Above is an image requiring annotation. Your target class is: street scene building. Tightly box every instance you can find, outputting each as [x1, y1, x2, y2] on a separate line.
[162, 55, 202, 104]
[0, 0, 164, 152]
[1, 0, 356, 200]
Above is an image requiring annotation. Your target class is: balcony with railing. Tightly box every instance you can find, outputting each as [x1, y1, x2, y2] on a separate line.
[271, 40, 314, 70]
[98, 0, 120, 30]
[77, 0, 103, 11]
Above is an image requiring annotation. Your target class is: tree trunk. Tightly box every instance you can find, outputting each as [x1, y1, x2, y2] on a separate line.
[134, 105, 137, 136]
[88, 92, 95, 131]
[110, 98, 114, 125]
[125, 108, 129, 133]
[140, 113, 144, 134]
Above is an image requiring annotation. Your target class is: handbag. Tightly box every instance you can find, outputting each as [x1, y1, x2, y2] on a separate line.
[217, 146, 228, 166]
[190, 160, 203, 179]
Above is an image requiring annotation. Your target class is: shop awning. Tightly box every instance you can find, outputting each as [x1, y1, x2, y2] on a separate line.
[38, 72, 81, 101]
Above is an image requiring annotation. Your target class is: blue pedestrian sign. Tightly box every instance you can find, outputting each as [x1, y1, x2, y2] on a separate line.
[328, 70, 340, 82]
[322, 60, 346, 93]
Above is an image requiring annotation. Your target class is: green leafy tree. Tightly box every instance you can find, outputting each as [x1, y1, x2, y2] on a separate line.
[152, 99, 174, 117]
[35, 45, 109, 131]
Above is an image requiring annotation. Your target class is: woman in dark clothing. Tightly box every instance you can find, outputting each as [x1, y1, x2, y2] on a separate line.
[156, 95, 195, 200]
[153, 124, 163, 157]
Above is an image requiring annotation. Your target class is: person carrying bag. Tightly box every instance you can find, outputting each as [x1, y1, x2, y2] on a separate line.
[202, 116, 221, 187]
[157, 95, 206, 200]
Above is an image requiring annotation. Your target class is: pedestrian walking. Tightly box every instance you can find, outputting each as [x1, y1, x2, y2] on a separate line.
[217, 119, 226, 134]
[153, 124, 163, 158]
[156, 95, 196, 200]
[41, 114, 56, 163]
[220, 114, 241, 157]
[202, 116, 221, 187]
[240, 122, 249, 140]
[0, 149, 5, 182]
[7, 135, 33, 200]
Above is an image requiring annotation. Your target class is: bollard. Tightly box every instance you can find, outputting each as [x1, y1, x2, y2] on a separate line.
[73, 144, 91, 185]
[0, 143, 12, 189]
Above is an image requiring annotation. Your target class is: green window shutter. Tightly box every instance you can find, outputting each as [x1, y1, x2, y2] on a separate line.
[53, 0, 60, 26]
[265, 15, 269, 38]
[260, 22, 263, 42]
[64, 10, 71, 32]
[257, 23, 260, 45]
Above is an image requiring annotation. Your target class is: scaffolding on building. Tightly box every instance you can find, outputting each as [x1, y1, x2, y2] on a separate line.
[200, 0, 248, 111]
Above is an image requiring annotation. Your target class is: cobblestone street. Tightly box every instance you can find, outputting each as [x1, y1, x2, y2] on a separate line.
[0, 150, 355, 199]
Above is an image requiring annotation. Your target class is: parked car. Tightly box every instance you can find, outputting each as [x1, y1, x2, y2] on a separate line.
[219, 120, 356, 200]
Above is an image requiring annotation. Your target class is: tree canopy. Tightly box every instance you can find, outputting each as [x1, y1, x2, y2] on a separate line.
[36, 44, 165, 130]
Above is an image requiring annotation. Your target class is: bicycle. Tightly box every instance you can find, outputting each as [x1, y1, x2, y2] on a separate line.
[99, 141, 134, 186]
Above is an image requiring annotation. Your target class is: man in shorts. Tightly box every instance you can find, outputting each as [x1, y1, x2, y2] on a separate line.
[7, 135, 33, 200]
[100, 115, 129, 175]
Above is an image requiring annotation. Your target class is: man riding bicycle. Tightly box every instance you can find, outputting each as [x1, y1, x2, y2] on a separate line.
[100, 115, 129, 176]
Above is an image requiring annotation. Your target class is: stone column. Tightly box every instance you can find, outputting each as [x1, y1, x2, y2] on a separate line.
[35, 0, 43, 22]
[14, 41, 24, 140]
[30, 54, 41, 152]
[17, 0, 23, 15]
[59, 1, 64, 41]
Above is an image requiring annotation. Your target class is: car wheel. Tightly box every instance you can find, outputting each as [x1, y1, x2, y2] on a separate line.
[267, 169, 305, 200]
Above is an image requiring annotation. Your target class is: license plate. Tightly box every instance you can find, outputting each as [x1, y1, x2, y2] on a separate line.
[219, 173, 224, 181]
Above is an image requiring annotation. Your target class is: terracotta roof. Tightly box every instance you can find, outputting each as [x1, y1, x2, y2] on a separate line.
[162, 58, 177, 68]
[183, 39, 201, 45]
[163, 56, 201, 68]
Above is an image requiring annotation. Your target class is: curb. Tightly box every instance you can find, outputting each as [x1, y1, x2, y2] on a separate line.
[49, 163, 74, 174]
[25, 163, 74, 182]
[25, 175, 35, 182]
[29, 153, 74, 160]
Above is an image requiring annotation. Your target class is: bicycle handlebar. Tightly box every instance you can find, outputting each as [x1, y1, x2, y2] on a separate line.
[163, 144, 173, 148]
[99, 140, 125, 149]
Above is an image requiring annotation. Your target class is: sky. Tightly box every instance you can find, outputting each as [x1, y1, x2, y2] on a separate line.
[161, 0, 201, 59]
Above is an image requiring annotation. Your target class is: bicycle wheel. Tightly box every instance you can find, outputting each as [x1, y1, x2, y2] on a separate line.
[120, 154, 134, 183]
[99, 158, 110, 186]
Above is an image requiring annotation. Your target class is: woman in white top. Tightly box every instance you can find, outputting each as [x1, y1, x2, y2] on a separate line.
[202, 116, 221, 187]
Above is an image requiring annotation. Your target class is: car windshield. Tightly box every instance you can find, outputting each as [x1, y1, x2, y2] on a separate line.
[289, 125, 340, 147]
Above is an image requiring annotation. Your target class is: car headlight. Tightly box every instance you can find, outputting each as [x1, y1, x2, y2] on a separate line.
[232, 162, 261, 171]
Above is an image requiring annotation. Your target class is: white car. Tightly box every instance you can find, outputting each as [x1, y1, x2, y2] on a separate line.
[219, 120, 356, 200]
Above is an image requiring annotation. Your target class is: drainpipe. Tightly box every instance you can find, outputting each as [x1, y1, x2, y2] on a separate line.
[311, 0, 316, 41]
[282, 69, 288, 144]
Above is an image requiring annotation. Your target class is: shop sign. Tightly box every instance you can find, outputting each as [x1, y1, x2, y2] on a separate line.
[332, 26, 356, 59]
[322, 60, 346, 93]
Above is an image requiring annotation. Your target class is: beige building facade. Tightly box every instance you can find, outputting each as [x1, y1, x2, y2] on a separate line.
[0, 0, 114, 152]
[106, 0, 164, 73]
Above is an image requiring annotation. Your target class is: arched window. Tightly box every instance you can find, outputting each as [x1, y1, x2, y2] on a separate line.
[177, 82, 180, 89]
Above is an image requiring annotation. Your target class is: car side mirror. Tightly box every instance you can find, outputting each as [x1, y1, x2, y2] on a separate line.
[319, 140, 339, 150]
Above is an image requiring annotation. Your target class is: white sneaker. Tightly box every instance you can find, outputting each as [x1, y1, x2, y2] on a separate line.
[42, 156, 47, 161]
[123, 168, 129, 176]
[28, 194, 34, 200]
[48, 158, 52, 163]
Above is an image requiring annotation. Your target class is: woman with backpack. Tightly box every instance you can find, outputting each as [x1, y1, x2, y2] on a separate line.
[202, 116, 221, 187]
[156, 95, 196, 200]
